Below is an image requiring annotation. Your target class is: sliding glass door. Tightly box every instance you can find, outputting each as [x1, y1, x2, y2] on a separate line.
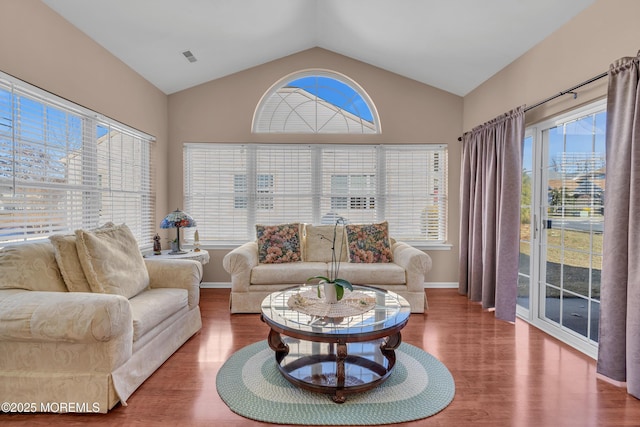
[518, 100, 605, 358]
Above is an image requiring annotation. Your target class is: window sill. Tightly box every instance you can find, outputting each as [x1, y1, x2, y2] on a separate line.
[400, 242, 453, 251]
[188, 242, 453, 251]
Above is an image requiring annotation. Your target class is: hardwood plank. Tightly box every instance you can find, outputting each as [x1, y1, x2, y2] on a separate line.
[4, 288, 640, 426]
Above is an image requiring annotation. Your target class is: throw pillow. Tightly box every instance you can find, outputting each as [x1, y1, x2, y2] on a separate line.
[49, 234, 92, 292]
[75, 223, 149, 298]
[304, 224, 349, 263]
[49, 222, 115, 293]
[345, 221, 393, 263]
[256, 223, 302, 264]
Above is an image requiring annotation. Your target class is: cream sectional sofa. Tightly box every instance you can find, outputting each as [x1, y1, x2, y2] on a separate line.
[0, 224, 202, 413]
[223, 222, 432, 313]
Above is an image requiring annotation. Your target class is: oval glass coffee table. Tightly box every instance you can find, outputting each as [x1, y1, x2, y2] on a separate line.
[260, 285, 411, 403]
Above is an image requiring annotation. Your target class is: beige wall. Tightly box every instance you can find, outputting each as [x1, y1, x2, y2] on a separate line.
[10, 0, 632, 289]
[0, 0, 169, 226]
[463, 0, 640, 130]
[168, 48, 463, 283]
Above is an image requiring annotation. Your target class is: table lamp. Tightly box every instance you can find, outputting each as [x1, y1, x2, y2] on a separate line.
[160, 208, 197, 254]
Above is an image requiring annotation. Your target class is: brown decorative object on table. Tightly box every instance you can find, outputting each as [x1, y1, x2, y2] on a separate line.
[153, 233, 162, 255]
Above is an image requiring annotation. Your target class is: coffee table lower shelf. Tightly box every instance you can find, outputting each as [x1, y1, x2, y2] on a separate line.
[266, 329, 401, 403]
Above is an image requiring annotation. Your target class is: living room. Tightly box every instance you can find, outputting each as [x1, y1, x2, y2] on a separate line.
[2, 0, 640, 425]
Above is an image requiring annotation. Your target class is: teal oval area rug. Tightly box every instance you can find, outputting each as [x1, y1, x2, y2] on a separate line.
[216, 340, 455, 425]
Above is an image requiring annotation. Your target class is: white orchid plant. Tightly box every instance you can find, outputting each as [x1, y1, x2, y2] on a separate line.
[306, 218, 353, 301]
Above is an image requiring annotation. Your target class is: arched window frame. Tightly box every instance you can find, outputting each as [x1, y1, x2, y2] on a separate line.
[252, 69, 381, 134]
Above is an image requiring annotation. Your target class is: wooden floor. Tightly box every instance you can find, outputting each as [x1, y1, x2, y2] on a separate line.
[5, 288, 640, 426]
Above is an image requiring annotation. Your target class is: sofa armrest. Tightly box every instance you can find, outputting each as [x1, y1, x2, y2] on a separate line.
[144, 259, 202, 309]
[0, 290, 132, 344]
[392, 242, 432, 292]
[222, 241, 258, 293]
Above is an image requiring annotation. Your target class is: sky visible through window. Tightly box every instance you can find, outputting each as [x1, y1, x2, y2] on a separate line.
[286, 76, 374, 122]
[1, 91, 110, 146]
[522, 111, 606, 171]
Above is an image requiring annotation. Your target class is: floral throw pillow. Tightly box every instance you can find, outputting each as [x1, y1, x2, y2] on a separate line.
[345, 221, 393, 263]
[256, 223, 302, 264]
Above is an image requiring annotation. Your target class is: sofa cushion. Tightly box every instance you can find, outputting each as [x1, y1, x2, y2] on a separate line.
[75, 223, 149, 298]
[304, 224, 348, 263]
[251, 262, 327, 285]
[256, 223, 302, 264]
[0, 242, 67, 292]
[128, 288, 188, 341]
[49, 222, 115, 293]
[345, 221, 393, 263]
[0, 290, 131, 343]
[337, 263, 406, 285]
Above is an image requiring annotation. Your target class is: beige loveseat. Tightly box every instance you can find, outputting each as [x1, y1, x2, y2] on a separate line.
[223, 222, 432, 314]
[0, 224, 202, 413]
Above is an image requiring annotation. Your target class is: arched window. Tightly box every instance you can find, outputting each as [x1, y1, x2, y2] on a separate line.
[253, 70, 380, 134]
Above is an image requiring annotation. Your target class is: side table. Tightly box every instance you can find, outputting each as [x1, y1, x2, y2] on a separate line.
[145, 249, 210, 265]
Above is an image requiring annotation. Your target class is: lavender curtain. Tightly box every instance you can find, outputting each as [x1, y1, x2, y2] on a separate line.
[597, 52, 640, 398]
[459, 106, 524, 322]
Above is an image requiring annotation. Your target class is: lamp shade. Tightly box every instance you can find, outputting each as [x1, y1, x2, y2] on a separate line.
[160, 209, 196, 229]
[160, 209, 196, 254]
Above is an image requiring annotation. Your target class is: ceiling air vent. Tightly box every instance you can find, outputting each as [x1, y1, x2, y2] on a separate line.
[182, 50, 197, 63]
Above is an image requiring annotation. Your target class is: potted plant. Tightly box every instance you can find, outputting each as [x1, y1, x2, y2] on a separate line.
[306, 219, 353, 303]
[168, 237, 179, 253]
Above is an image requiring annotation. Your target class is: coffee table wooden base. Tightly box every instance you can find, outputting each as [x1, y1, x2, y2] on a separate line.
[264, 326, 402, 403]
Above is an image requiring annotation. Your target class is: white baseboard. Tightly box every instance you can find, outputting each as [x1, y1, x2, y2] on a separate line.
[424, 282, 458, 289]
[200, 282, 231, 288]
[202, 282, 459, 289]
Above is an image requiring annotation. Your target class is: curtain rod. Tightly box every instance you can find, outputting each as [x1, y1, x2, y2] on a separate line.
[523, 71, 608, 112]
[457, 70, 608, 141]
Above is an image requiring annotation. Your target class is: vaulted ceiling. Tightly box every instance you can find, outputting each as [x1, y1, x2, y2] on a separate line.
[42, 0, 595, 96]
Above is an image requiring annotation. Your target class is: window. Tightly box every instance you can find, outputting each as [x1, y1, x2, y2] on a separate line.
[233, 173, 273, 209]
[331, 174, 376, 211]
[0, 72, 155, 249]
[184, 143, 447, 245]
[256, 174, 275, 210]
[253, 70, 380, 134]
[233, 175, 247, 209]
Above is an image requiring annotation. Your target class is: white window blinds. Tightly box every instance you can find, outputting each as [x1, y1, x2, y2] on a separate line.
[320, 145, 379, 224]
[0, 72, 155, 248]
[184, 143, 447, 244]
[385, 145, 447, 241]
